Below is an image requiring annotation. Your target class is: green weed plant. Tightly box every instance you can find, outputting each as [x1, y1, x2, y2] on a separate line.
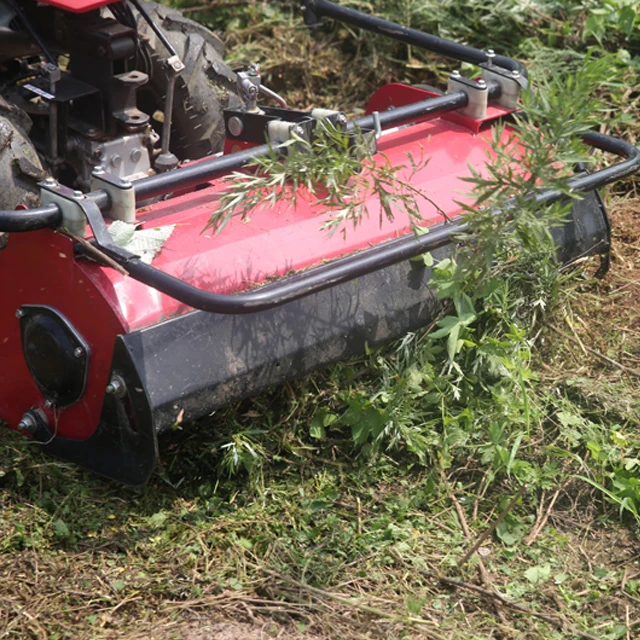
[210, 57, 640, 526]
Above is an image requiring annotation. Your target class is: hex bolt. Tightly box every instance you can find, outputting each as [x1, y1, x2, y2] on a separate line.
[477, 79, 487, 88]
[511, 69, 520, 78]
[17, 413, 38, 434]
[486, 49, 496, 66]
[73, 190, 83, 198]
[73, 347, 84, 358]
[451, 70, 461, 78]
[228, 116, 244, 137]
[15, 308, 24, 319]
[105, 375, 127, 398]
[43, 177, 57, 187]
[92, 165, 105, 176]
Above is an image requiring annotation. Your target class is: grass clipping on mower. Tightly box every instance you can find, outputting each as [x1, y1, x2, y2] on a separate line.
[206, 120, 438, 237]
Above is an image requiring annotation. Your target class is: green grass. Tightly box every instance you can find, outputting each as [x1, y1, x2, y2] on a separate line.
[2, 0, 640, 638]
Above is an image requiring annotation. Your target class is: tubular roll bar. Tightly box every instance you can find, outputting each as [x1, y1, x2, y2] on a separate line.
[301, 0, 527, 76]
[76, 131, 640, 314]
[0, 87, 476, 231]
[0, 111, 639, 315]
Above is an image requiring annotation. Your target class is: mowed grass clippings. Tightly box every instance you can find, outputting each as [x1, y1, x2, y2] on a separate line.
[2, 404, 640, 639]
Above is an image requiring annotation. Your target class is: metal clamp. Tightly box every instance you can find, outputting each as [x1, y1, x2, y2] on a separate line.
[39, 179, 88, 237]
[267, 120, 309, 145]
[39, 177, 138, 264]
[447, 71, 488, 119]
[90, 167, 136, 224]
[481, 64, 526, 110]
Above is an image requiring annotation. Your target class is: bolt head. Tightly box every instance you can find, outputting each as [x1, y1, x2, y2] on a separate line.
[73, 347, 84, 358]
[17, 413, 37, 434]
[43, 177, 57, 187]
[477, 79, 486, 88]
[130, 148, 142, 163]
[228, 116, 244, 137]
[111, 155, 123, 168]
[106, 376, 126, 397]
[73, 190, 83, 198]
[15, 308, 24, 319]
[451, 70, 461, 78]
[511, 69, 520, 77]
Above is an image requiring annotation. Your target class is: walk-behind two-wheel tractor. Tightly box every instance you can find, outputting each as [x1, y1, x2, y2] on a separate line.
[0, 0, 637, 483]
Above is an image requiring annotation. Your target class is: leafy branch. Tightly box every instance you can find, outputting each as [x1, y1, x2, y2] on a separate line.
[206, 119, 439, 236]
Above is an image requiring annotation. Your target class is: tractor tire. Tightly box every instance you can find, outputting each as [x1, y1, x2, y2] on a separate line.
[135, 2, 240, 161]
[0, 113, 45, 210]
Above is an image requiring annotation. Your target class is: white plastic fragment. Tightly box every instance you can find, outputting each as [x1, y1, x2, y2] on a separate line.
[108, 220, 175, 264]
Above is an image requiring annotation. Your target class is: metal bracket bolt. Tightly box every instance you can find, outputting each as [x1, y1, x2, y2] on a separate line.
[16, 409, 48, 435]
[447, 71, 488, 119]
[106, 375, 127, 398]
[481, 63, 526, 110]
[90, 167, 136, 224]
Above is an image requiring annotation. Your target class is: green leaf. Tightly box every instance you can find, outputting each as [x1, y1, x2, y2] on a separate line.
[618, 6, 636, 37]
[407, 596, 427, 615]
[454, 292, 476, 325]
[309, 416, 326, 440]
[112, 579, 125, 592]
[429, 315, 461, 340]
[524, 564, 552, 584]
[495, 520, 525, 546]
[53, 518, 70, 539]
[148, 512, 169, 529]
[446, 322, 462, 360]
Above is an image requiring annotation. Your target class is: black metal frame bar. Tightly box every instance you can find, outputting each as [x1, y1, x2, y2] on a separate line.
[1, 127, 638, 314]
[80, 131, 637, 315]
[0, 88, 473, 230]
[302, 0, 526, 75]
[133, 90, 473, 202]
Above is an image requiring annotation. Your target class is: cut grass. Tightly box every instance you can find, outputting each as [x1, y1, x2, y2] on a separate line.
[2, 420, 639, 638]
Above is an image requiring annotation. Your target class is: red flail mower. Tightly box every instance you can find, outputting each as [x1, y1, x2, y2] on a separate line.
[0, 0, 638, 483]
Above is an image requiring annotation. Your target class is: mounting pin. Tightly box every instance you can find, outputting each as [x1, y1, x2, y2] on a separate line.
[106, 375, 127, 398]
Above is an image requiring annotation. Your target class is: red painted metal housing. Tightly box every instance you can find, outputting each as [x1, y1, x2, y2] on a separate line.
[0, 85, 513, 443]
[36, 0, 119, 13]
